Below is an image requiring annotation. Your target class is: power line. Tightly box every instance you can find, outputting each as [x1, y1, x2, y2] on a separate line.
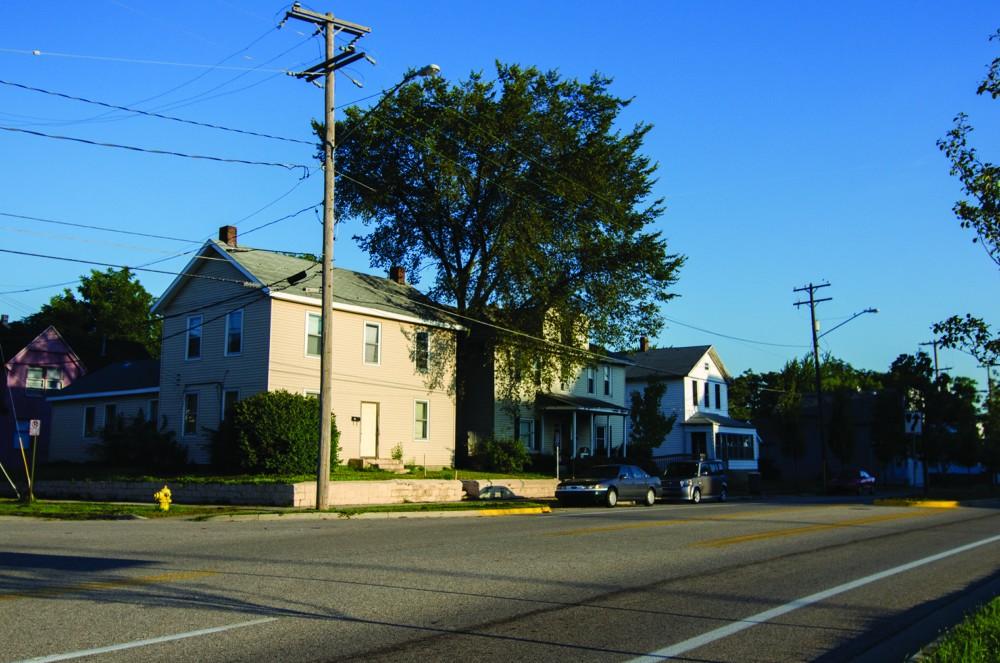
[661, 316, 808, 349]
[0, 211, 202, 244]
[0, 78, 316, 145]
[0, 125, 312, 174]
[0, 248, 263, 288]
[0, 47, 290, 73]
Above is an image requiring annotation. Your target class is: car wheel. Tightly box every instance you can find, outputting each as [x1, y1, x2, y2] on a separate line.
[691, 488, 701, 504]
[719, 487, 728, 503]
[642, 488, 655, 506]
[606, 488, 618, 508]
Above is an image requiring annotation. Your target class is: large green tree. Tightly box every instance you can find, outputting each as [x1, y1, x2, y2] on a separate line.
[21, 268, 160, 369]
[629, 380, 676, 462]
[332, 63, 683, 456]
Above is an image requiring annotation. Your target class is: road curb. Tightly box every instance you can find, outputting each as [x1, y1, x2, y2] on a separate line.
[873, 498, 959, 508]
[208, 505, 552, 522]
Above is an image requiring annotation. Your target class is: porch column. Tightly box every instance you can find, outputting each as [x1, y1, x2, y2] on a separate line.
[621, 413, 627, 456]
[590, 412, 595, 456]
[571, 411, 577, 458]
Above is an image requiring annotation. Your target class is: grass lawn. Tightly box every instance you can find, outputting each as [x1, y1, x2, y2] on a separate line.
[33, 463, 554, 484]
[924, 596, 1000, 662]
[0, 497, 549, 521]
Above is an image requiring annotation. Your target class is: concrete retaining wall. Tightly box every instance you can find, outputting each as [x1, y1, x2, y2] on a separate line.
[462, 479, 560, 500]
[18, 479, 465, 508]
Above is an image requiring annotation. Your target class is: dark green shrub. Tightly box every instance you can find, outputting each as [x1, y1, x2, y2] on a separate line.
[229, 390, 339, 474]
[470, 436, 529, 473]
[91, 410, 188, 471]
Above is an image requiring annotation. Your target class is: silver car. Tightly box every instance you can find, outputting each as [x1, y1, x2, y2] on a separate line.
[556, 464, 661, 507]
[660, 459, 728, 504]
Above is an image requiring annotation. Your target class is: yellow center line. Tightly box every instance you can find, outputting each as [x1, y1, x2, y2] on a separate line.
[695, 510, 937, 548]
[0, 569, 216, 603]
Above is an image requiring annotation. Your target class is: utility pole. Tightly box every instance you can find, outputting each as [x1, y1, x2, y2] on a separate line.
[286, 4, 371, 510]
[919, 339, 941, 381]
[794, 282, 832, 492]
[982, 362, 997, 400]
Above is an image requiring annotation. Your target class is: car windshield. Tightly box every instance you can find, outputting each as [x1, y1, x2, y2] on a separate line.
[580, 465, 622, 479]
[664, 462, 698, 478]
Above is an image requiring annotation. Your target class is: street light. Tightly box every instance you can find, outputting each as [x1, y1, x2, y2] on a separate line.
[818, 308, 878, 340]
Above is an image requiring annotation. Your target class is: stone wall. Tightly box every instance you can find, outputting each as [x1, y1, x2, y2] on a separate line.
[13, 479, 465, 508]
[462, 479, 560, 500]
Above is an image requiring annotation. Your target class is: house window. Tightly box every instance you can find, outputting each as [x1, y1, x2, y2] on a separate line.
[720, 433, 755, 461]
[148, 400, 159, 427]
[183, 393, 198, 436]
[603, 366, 611, 396]
[305, 390, 320, 399]
[595, 425, 607, 455]
[306, 313, 322, 357]
[704, 382, 711, 407]
[715, 383, 721, 410]
[414, 400, 429, 440]
[222, 389, 239, 420]
[225, 309, 243, 356]
[83, 406, 96, 437]
[691, 381, 698, 407]
[518, 418, 537, 451]
[364, 322, 381, 365]
[186, 316, 203, 360]
[26, 366, 62, 393]
[12, 420, 30, 449]
[587, 367, 595, 394]
[104, 404, 119, 432]
[415, 330, 429, 372]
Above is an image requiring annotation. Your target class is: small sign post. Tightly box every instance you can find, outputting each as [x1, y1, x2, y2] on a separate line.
[28, 419, 40, 503]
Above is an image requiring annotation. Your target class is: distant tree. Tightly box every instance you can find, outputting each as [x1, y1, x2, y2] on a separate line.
[329, 62, 684, 457]
[982, 393, 1000, 486]
[827, 389, 855, 466]
[629, 380, 676, 462]
[21, 268, 160, 369]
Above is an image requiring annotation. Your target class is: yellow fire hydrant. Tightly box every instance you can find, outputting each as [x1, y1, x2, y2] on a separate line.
[153, 485, 172, 512]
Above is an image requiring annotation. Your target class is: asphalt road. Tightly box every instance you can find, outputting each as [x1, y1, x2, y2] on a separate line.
[2, 498, 999, 662]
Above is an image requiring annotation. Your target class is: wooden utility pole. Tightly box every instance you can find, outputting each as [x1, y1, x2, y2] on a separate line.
[794, 282, 832, 492]
[285, 4, 371, 510]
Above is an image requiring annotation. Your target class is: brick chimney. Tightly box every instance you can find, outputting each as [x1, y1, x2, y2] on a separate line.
[0, 313, 8, 328]
[639, 336, 649, 353]
[389, 266, 406, 285]
[219, 225, 238, 247]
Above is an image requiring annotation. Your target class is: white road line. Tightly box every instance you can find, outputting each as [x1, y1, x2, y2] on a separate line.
[15, 617, 278, 663]
[629, 533, 1000, 662]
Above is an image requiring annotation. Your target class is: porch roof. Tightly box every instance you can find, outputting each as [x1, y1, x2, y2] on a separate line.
[684, 412, 756, 430]
[536, 393, 629, 415]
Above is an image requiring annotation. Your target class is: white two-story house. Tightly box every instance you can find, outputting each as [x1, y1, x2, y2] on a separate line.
[624, 341, 759, 472]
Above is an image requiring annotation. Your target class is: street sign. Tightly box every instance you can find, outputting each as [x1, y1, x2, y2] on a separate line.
[28, 419, 41, 436]
[904, 411, 923, 435]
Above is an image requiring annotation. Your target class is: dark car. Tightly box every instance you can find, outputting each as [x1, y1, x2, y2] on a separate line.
[555, 464, 660, 508]
[830, 469, 876, 495]
[660, 459, 727, 504]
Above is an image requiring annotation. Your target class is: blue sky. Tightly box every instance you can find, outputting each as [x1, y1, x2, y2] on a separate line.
[1, 1, 998, 394]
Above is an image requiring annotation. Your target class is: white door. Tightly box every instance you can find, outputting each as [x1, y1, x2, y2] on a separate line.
[360, 402, 379, 457]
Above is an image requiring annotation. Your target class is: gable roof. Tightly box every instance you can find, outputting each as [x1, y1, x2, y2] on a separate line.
[4, 325, 84, 372]
[152, 240, 462, 330]
[622, 345, 731, 381]
[47, 359, 159, 402]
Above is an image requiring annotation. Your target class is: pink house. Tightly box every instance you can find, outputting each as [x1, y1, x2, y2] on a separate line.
[1, 326, 86, 472]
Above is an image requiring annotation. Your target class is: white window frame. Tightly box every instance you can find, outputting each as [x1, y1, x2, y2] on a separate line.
[185, 315, 203, 360]
[222, 389, 239, 420]
[518, 418, 537, 451]
[25, 366, 44, 391]
[587, 367, 595, 394]
[414, 399, 429, 441]
[603, 366, 612, 396]
[182, 392, 199, 437]
[415, 329, 430, 373]
[364, 321, 381, 366]
[83, 406, 96, 438]
[304, 389, 321, 399]
[224, 309, 244, 357]
[305, 311, 322, 358]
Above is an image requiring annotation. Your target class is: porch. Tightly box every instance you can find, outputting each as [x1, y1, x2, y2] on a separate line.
[523, 394, 630, 460]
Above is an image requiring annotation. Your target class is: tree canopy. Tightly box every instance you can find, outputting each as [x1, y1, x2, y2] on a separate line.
[15, 268, 159, 369]
[332, 62, 683, 355]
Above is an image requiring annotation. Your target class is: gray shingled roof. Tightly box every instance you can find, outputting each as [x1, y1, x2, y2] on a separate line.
[215, 241, 460, 327]
[49, 359, 159, 400]
[685, 411, 755, 429]
[623, 345, 719, 381]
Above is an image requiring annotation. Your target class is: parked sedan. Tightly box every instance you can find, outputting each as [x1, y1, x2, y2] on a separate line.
[556, 464, 660, 507]
[830, 469, 876, 495]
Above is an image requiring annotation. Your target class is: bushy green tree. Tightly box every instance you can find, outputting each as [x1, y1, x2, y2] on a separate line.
[470, 436, 529, 473]
[629, 380, 676, 462]
[91, 409, 187, 472]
